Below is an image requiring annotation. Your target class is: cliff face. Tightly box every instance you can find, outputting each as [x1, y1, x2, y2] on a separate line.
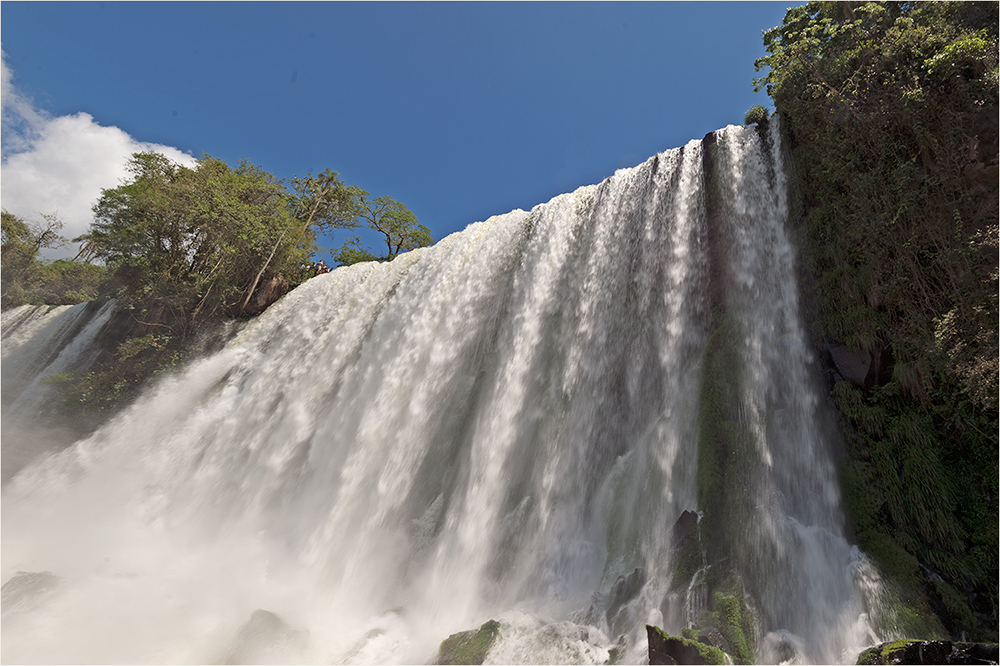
[769, 7, 999, 637]
[753, 0, 999, 642]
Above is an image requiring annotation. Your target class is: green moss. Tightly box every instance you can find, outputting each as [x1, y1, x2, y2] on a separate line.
[712, 591, 755, 664]
[855, 639, 918, 664]
[437, 620, 501, 665]
[647, 625, 726, 665]
[696, 316, 755, 563]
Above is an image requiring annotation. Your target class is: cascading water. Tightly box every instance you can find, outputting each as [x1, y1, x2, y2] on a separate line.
[1, 120, 895, 664]
[2, 300, 117, 484]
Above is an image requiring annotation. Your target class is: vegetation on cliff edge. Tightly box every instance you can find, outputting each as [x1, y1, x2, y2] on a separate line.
[2, 153, 431, 433]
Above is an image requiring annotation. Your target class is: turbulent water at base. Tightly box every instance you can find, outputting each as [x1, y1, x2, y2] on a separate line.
[2, 121, 896, 664]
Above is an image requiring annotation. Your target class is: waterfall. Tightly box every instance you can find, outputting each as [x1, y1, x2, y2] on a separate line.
[1, 121, 892, 664]
[1, 300, 117, 484]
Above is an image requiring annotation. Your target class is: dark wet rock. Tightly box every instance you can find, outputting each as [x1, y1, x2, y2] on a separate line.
[828, 344, 893, 389]
[671, 510, 700, 548]
[223, 609, 308, 664]
[437, 619, 501, 665]
[571, 589, 609, 627]
[669, 511, 704, 592]
[829, 345, 872, 387]
[856, 639, 999, 665]
[246, 275, 289, 314]
[647, 625, 726, 665]
[607, 567, 647, 627]
[606, 634, 628, 665]
[1, 571, 61, 616]
[759, 630, 805, 664]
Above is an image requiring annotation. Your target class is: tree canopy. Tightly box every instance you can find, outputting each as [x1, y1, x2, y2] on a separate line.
[334, 193, 432, 266]
[83, 152, 316, 320]
[1, 210, 106, 308]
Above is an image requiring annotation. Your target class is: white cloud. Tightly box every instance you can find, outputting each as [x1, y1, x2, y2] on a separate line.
[1, 50, 196, 260]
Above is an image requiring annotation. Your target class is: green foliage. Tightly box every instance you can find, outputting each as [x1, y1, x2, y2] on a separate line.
[437, 620, 501, 665]
[0, 210, 107, 308]
[743, 105, 769, 126]
[755, 0, 998, 640]
[335, 193, 432, 266]
[282, 170, 432, 268]
[332, 240, 381, 267]
[52, 314, 185, 427]
[647, 626, 727, 665]
[86, 152, 313, 320]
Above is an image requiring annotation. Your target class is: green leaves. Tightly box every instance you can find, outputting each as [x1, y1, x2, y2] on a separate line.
[283, 168, 433, 268]
[89, 152, 312, 319]
[1, 210, 83, 308]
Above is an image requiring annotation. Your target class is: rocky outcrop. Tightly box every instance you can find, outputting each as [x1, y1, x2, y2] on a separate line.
[825, 344, 893, 389]
[222, 609, 308, 664]
[856, 639, 999, 665]
[647, 625, 726, 665]
[1, 571, 61, 617]
[246, 275, 289, 315]
[669, 511, 703, 592]
[607, 567, 647, 630]
[437, 619, 501, 665]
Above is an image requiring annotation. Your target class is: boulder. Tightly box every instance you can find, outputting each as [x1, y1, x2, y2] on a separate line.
[646, 625, 726, 665]
[607, 567, 647, 629]
[671, 510, 699, 549]
[828, 344, 893, 389]
[1, 571, 61, 617]
[759, 630, 805, 664]
[669, 511, 704, 592]
[829, 345, 872, 387]
[222, 609, 308, 664]
[247, 275, 289, 314]
[856, 639, 999, 665]
[437, 619, 501, 665]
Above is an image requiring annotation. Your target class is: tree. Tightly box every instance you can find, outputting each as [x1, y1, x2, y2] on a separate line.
[85, 152, 313, 320]
[332, 193, 432, 266]
[1, 210, 68, 308]
[357, 194, 432, 261]
[242, 168, 363, 309]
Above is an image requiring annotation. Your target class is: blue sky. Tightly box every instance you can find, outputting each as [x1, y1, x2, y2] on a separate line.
[2, 2, 798, 261]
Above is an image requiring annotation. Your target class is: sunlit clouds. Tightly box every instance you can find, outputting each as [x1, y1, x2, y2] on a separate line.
[1, 50, 194, 259]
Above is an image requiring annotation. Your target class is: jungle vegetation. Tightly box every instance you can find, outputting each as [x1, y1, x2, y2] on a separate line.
[754, 0, 998, 641]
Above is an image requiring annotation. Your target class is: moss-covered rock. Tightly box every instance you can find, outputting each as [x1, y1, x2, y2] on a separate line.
[437, 619, 501, 665]
[711, 591, 755, 664]
[855, 639, 999, 665]
[646, 625, 726, 665]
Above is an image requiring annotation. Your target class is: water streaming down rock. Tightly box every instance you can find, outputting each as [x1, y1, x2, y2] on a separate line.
[1, 300, 117, 484]
[1, 121, 894, 664]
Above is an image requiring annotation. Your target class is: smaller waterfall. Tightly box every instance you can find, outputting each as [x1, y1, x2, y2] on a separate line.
[1, 301, 116, 484]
